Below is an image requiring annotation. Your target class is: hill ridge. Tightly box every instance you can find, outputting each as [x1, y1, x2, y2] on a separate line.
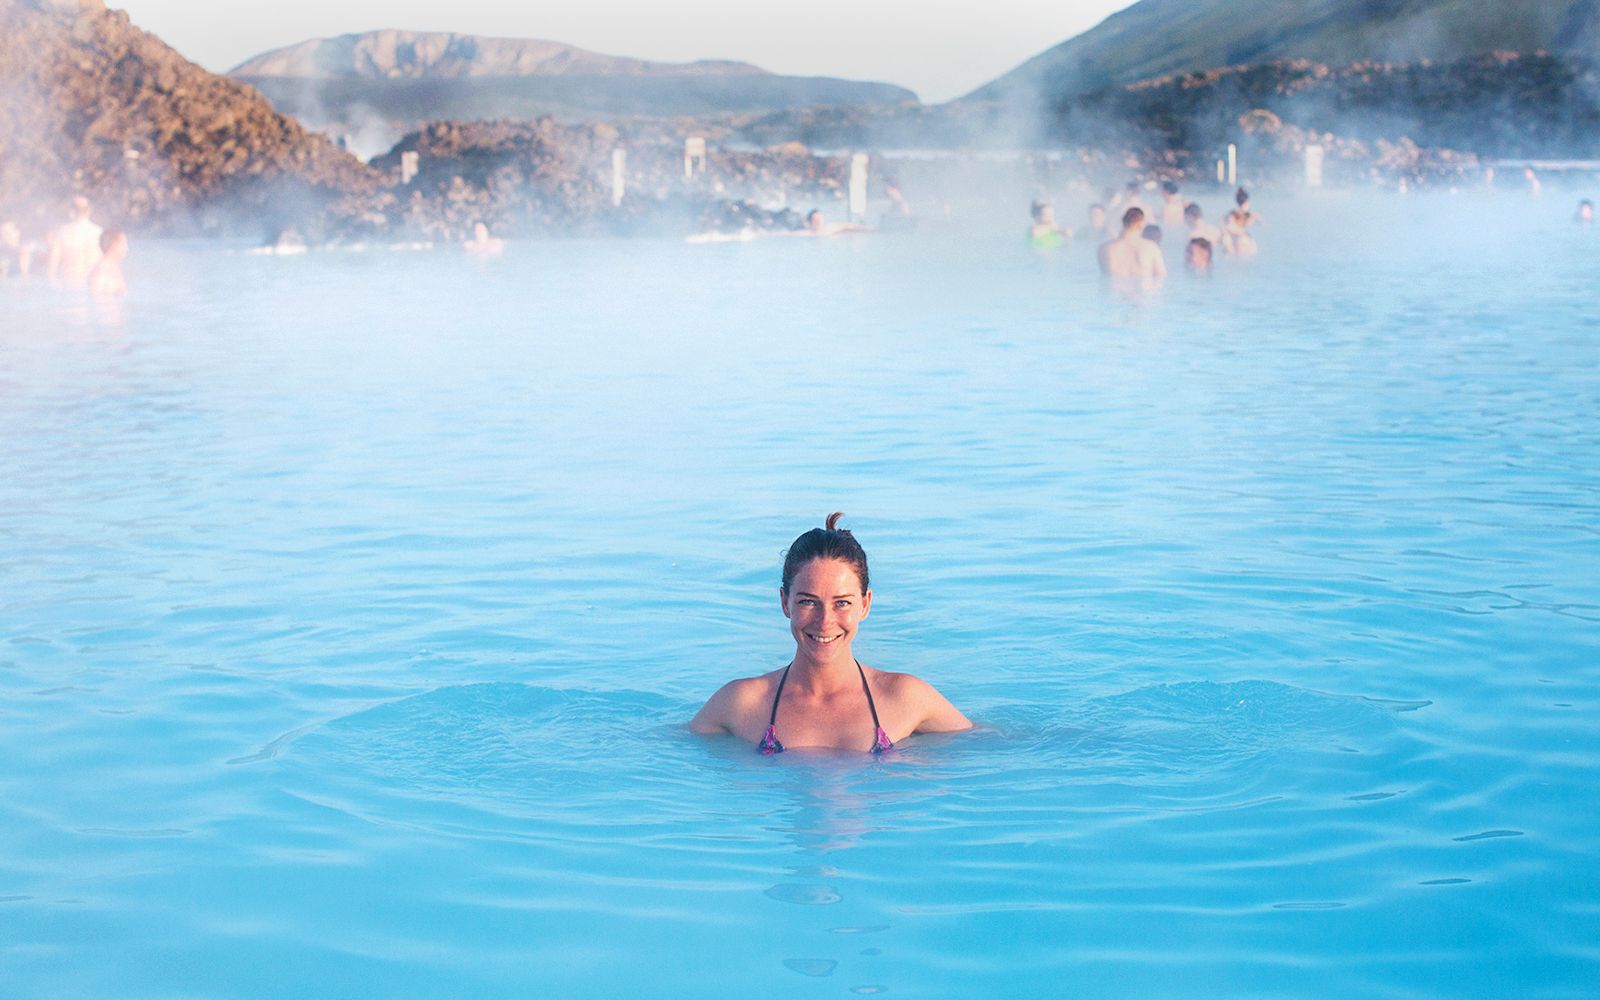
[965, 0, 1600, 103]
[231, 28, 772, 80]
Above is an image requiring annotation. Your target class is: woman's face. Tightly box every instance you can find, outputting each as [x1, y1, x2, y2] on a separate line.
[781, 558, 871, 657]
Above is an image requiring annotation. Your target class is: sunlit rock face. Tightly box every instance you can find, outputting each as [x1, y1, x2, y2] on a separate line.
[0, 0, 379, 235]
[0, 0, 879, 242]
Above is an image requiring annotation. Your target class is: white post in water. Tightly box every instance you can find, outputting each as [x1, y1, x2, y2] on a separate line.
[1227, 144, 1238, 185]
[1304, 144, 1324, 187]
[848, 153, 869, 221]
[684, 137, 707, 180]
[1216, 158, 1225, 183]
[611, 148, 627, 206]
[400, 150, 419, 185]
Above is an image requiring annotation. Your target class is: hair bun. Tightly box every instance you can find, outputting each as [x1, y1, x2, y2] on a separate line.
[782, 513, 868, 592]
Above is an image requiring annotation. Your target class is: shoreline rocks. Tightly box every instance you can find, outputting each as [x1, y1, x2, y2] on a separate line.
[350, 118, 859, 240]
[2, 0, 1594, 245]
[0, 0, 379, 238]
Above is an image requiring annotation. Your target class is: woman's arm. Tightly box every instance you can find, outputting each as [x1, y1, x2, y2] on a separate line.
[902, 675, 973, 734]
[689, 677, 766, 736]
[689, 682, 736, 734]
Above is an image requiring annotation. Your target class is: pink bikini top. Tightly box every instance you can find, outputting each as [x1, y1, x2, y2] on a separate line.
[757, 660, 892, 755]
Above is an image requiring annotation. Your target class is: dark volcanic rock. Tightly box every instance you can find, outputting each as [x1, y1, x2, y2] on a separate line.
[0, 0, 381, 236]
[1057, 52, 1600, 162]
[366, 118, 856, 239]
[968, 0, 1600, 104]
[736, 51, 1599, 186]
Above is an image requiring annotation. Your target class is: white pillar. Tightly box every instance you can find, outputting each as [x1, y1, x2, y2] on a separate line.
[611, 148, 627, 206]
[1227, 144, 1237, 186]
[684, 137, 706, 180]
[848, 153, 869, 221]
[1304, 144, 1324, 187]
[1216, 158, 1225, 183]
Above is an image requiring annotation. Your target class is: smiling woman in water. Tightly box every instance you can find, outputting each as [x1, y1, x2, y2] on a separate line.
[691, 513, 971, 753]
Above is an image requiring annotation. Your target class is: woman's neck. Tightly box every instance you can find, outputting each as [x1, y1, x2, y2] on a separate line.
[788, 648, 858, 694]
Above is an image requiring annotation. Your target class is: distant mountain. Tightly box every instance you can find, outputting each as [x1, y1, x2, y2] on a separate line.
[0, 0, 378, 234]
[966, 0, 1600, 103]
[231, 29, 770, 80]
[231, 30, 915, 155]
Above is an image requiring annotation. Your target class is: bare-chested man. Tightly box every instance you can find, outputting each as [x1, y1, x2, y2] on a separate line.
[46, 196, 103, 288]
[88, 229, 128, 296]
[1113, 180, 1148, 217]
[1087, 203, 1108, 237]
[1160, 181, 1186, 229]
[0, 221, 32, 278]
[803, 209, 873, 237]
[463, 221, 505, 256]
[1184, 202, 1223, 246]
[1098, 207, 1166, 282]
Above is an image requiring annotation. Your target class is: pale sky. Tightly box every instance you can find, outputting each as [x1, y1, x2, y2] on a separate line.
[109, 0, 1137, 103]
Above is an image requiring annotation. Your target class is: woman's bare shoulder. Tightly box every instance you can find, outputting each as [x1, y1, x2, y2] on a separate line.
[863, 668, 948, 714]
[865, 666, 937, 696]
[865, 666, 972, 733]
[722, 670, 784, 703]
[690, 668, 784, 733]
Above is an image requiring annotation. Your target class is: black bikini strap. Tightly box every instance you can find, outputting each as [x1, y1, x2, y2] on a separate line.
[768, 663, 791, 726]
[855, 660, 882, 729]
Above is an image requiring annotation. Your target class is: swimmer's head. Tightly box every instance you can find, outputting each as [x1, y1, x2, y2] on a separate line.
[805, 209, 824, 231]
[1183, 202, 1203, 222]
[782, 512, 869, 595]
[1186, 237, 1212, 270]
[473, 221, 489, 240]
[1142, 224, 1162, 244]
[1235, 187, 1250, 207]
[70, 196, 92, 220]
[1030, 200, 1053, 224]
[1162, 180, 1179, 196]
[1121, 207, 1145, 231]
[1578, 199, 1595, 222]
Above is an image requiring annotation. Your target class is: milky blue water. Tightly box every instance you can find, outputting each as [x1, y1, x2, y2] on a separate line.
[2, 191, 1598, 998]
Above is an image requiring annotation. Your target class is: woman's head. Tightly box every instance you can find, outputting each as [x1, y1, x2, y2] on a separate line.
[99, 228, 127, 258]
[781, 512, 869, 595]
[1235, 187, 1250, 207]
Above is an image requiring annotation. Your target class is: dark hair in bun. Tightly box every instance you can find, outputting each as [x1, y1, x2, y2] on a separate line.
[781, 512, 869, 593]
